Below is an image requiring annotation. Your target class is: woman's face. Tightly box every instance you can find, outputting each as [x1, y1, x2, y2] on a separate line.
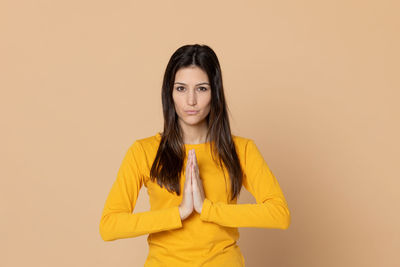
[172, 65, 212, 128]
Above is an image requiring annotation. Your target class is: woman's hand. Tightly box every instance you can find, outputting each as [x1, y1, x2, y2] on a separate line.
[191, 149, 206, 214]
[178, 150, 194, 220]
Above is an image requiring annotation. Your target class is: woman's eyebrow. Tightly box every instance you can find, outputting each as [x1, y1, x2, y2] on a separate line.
[174, 82, 210, 86]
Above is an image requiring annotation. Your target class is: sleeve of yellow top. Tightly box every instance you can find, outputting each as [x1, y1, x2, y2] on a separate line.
[200, 139, 290, 229]
[99, 141, 183, 241]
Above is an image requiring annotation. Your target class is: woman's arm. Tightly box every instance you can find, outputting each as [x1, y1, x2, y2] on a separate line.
[99, 141, 182, 241]
[199, 139, 291, 229]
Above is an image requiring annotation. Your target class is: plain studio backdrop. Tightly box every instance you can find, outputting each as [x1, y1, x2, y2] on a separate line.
[1, 1, 399, 266]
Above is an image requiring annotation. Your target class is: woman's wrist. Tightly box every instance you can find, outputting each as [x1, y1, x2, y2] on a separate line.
[178, 206, 183, 220]
[179, 205, 188, 220]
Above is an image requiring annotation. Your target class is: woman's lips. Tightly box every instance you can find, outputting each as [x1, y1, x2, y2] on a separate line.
[185, 110, 199, 115]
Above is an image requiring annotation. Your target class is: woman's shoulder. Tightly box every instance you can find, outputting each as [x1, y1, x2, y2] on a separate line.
[231, 134, 255, 154]
[232, 134, 253, 145]
[136, 132, 161, 144]
[127, 132, 162, 152]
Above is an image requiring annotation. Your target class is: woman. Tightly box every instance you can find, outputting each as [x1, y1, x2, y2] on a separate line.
[99, 44, 290, 266]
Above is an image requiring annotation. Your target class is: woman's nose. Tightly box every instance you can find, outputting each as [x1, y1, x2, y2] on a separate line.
[187, 89, 197, 105]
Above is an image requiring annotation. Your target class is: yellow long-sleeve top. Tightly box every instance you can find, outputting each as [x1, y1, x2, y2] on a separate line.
[99, 132, 290, 266]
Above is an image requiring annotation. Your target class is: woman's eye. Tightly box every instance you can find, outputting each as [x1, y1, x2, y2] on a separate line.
[175, 86, 207, 92]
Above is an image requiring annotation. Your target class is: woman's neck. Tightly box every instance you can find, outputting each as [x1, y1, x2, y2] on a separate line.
[180, 122, 209, 144]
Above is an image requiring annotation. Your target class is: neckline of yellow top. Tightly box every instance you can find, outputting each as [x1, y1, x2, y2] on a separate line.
[156, 132, 211, 150]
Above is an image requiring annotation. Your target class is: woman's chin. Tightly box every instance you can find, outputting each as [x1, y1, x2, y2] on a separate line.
[183, 118, 205, 126]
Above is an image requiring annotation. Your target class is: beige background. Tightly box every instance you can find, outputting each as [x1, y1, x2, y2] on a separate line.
[1, 1, 399, 266]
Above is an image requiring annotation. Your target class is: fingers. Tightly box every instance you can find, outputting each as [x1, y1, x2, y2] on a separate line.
[188, 149, 199, 188]
[184, 150, 192, 192]
[190, 150, 204, 195]
[189, 150, 193, 183]
[193, 150, 197, 164]
[192, 150, 199, 180]
[190, 150, 195, 186]
[186, 150, 193, 175]
[191, 169, 197, 190]
[191, 150, 198, 190]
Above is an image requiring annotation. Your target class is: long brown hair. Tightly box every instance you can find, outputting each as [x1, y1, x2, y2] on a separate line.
[150, 44, 244, 201]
